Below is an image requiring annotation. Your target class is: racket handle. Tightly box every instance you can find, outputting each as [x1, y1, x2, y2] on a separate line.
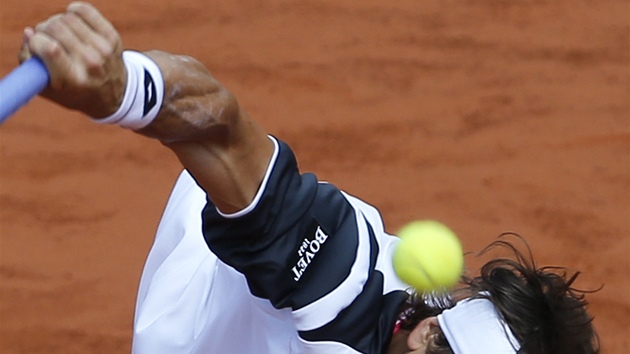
[0, 57, 50, 124]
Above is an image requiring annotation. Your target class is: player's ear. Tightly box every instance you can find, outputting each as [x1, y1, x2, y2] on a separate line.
[407, 316, 439, 350]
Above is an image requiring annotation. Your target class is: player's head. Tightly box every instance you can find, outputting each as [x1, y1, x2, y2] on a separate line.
[390, 236, 600, 354]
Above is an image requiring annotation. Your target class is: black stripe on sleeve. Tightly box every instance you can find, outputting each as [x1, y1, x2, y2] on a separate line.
[299, 220, 408, 353]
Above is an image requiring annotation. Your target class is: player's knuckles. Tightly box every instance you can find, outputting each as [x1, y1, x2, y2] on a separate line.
[29, 33, 63, 59]
[80, 49, 107, 74]
[89, 33, 117, 58]
[33, 21, 49, 34]
[60, 12, 84, 30]
[68, 1, 96, 17]
[68, 1, 108, 30]
[107, 30, 123, 49]
[93, 21, 121, 48]
[35, 14, 68, 37]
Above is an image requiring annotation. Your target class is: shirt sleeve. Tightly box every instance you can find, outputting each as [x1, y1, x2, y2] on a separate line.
[202, 136, 407, 353]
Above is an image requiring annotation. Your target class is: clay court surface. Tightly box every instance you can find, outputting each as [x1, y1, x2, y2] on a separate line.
[1, 0, 628, 352]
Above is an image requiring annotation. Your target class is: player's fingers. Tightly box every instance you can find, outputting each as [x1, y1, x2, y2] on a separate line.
[35, 12, 104, 73]
[67, 2, 120, 46]
[34, 14, 75, 55]
[26, 31, 74, 89]
[28, 28, 68, 62]
[61, 12, 116, 59]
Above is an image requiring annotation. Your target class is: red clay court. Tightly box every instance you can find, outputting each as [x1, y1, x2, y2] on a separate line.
[1, 0, 628, 352]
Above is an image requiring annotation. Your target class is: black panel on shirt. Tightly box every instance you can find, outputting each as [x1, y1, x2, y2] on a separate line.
[201, 139, 358, 310]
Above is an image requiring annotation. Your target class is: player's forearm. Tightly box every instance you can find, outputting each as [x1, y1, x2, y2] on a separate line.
[94, 48, 272, 212]
[134, 50, 273, 213]
[135, 50, 238, 144]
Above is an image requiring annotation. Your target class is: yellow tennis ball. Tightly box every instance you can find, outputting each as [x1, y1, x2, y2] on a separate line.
[393, 220, 464, 292]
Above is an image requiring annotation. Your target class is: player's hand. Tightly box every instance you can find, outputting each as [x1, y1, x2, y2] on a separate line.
[18, 2, 126, 118]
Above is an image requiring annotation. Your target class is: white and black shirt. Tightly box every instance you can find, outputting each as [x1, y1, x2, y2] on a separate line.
[132, 136, 408, 354]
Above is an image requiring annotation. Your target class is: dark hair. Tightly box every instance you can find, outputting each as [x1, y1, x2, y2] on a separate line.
[396, 234, 600, 354]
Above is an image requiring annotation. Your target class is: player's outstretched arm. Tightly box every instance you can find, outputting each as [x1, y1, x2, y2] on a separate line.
[20, 2, 273, 213]
[139, 50, 273, 213]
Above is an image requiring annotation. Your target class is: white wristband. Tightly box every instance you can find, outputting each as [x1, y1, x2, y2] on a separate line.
[91, 50, 164, 130]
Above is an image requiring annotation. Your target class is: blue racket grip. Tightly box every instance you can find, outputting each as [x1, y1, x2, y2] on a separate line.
[0, 57, 50, 124]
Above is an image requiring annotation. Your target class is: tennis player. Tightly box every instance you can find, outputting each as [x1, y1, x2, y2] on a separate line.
[19, 2, 599, 353]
